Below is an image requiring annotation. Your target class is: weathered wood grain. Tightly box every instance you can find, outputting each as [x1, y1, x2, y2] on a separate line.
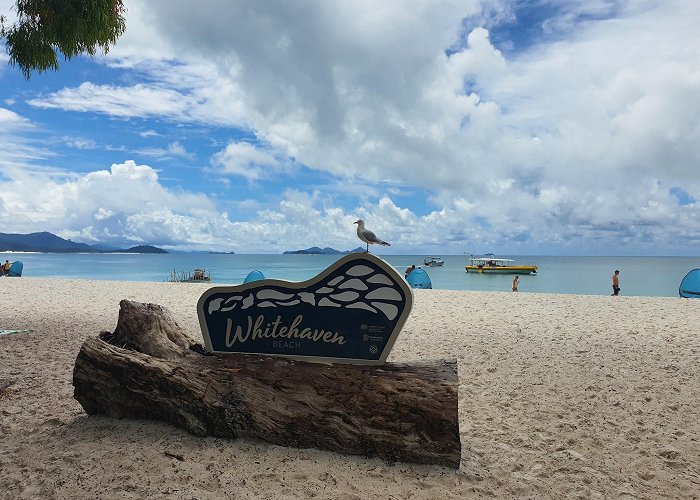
[73, 300, 461, 468]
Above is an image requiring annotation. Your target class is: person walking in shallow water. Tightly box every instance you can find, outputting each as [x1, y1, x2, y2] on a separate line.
[512, 275, 519, 292]
[611, 270, 620, 296]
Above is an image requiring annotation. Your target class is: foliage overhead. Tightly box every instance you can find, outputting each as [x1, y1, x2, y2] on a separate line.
[1, 0, 126, 79]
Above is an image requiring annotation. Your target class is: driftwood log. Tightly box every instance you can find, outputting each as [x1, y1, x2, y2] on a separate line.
[73, 300, 461, 468]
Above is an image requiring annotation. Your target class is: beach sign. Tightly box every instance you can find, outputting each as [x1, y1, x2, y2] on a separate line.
[197, 253, 413, 364]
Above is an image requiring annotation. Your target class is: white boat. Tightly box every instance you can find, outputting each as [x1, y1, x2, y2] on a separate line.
[423, 256, 445, 267]
[465, 255, 537, 274]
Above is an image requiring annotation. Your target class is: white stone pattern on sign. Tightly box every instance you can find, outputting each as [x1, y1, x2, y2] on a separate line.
[339, 279, 368, 291]
[367, 274, 393, 285]
[257, 290, 294, 301]
[243, 294, 254, 309]
[206, 263, 405, 321]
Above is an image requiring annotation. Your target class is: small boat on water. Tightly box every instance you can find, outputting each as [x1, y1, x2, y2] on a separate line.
[166, 268, 211, 283]
[423, 256, 445, 267]
[465, 254, 538, 275]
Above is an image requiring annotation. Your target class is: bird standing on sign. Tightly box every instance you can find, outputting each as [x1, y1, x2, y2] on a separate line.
[354, 219, 390, 253]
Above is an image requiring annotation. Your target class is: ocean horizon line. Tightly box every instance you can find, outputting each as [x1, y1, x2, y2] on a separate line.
[2, 250, 699, 258]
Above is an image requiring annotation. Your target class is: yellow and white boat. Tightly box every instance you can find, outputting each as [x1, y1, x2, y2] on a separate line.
[465, 255, 538, 275]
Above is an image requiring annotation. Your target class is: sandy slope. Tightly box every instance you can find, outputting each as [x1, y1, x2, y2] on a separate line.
[1, 278, 698, 499]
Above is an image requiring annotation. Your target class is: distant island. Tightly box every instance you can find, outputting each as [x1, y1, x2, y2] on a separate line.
[0, 232, 368, 255]
[115, 245, 167, 254]
[0, 232, 168, 254]
[283, 246, 365, 255]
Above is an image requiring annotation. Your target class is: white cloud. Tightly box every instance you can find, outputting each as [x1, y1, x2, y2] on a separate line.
[210, 141, 285, 181]
[94, 207, 114, 220]
[0, 107, 28, 124]
[0, 160, 219, 246]
[29, 82, 197, 120]
[134, 141, 194, 160]
[0, 108, 54, 175]
[167, 141, 193, 159]
[0, 155, 697, 254]
[63, 137, 98, 150]
[138, 129, 160, 138]
[0, 0, 18, 24]
[7, 0, 700, 253]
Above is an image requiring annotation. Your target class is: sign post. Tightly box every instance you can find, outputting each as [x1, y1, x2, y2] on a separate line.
[197, 253, 413, 364]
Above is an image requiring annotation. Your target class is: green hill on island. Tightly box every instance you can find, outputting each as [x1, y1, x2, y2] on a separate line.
[0, 232, 167, 254]
[112, 245, 167, 254]
[0, 231, 97, 253]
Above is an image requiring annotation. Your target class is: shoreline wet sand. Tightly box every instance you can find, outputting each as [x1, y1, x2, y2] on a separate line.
[1, 278, 698, 498]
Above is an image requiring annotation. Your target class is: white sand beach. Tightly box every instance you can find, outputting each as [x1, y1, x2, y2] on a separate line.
[1, 278, 698, 499]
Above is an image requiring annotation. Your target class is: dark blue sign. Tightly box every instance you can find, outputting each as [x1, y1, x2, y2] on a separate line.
[197, 253, 413, 364]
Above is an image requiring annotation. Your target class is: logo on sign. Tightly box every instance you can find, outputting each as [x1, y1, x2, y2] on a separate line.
[197, 253, 413, 364]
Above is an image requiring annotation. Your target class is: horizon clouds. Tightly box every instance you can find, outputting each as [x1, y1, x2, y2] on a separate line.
[0, 0, 698, 255]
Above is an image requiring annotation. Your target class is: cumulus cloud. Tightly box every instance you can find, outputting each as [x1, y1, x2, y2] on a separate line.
[7, 0, 700, 253]
[0, 157, 400, 252]
[0, 155, 697, 254]
[0, 160, 220, 247]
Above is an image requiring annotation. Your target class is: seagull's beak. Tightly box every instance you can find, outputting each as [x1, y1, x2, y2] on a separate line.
[353, 220, 359, 225]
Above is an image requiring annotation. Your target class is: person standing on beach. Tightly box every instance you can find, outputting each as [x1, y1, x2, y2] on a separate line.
[512, 275, 519, 292]
[611, 270, 620, 296]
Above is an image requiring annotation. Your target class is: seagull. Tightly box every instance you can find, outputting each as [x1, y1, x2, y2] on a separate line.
[354, 219, 390, 253]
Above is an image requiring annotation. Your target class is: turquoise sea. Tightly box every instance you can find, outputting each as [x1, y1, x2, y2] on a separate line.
[2, 253, 698, 297]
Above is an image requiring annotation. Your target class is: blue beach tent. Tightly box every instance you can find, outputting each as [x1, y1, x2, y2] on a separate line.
[8, 261, 23, 277]
[679, 269, 700, 298]
[406, 267, 432, 289]
[243, 269, 265, 284]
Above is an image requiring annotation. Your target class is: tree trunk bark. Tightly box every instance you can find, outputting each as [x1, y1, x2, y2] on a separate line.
[73, 300, 461, 468]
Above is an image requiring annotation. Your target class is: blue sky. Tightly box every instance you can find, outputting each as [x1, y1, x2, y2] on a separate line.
[1, 0, 699, 255]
